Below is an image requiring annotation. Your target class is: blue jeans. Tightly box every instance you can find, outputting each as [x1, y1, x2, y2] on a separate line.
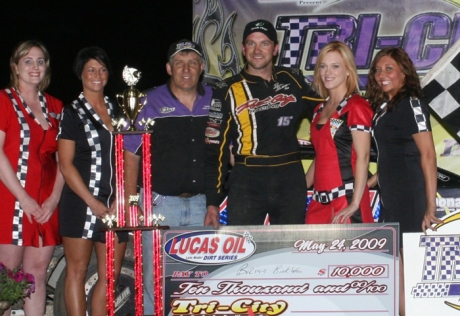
[141, 191, 206, 315]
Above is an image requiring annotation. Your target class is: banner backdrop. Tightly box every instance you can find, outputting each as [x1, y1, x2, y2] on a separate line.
[192, 0, 460, 175]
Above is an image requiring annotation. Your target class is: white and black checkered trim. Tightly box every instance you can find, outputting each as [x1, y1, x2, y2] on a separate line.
[313, 94, 355, 121]
[71, 93, 114, 239]
[409, 97, 429, 133]
[5, 88, 50, 246]
[312, 182, 354, 204]
[313, 94, 371, 133]
[350, 124, 372, 133]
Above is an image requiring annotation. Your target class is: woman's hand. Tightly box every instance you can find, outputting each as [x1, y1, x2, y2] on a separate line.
[109, 199, 118, 216]
[0, 130, 43, 224]
[18, 195, 41, 223]
[367, 173, 378, 188]
[331, 204, 358, 224]
[89, 198, 110, 219]
[36, 196, 60, 224]
[421, 203, 443, 234]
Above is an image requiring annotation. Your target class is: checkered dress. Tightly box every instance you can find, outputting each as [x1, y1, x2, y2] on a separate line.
[58, 93, 115, 239]
[306, 93, 374, 224]
[0, 88, 63, 246]
[372, 96, 432, 238]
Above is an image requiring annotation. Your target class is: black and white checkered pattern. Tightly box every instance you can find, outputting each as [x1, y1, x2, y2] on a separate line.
[312, 182, 354, 204]
[312, 94, 354, 121]
[14, 89, 50, 126]
[71, 93, 114, 239]
[312, 94, 371, 134]
[350, 124, 372, 133]
[422, 40, 460, 139]
[5, 88, 50, 246]
[409, 98, 429, 133]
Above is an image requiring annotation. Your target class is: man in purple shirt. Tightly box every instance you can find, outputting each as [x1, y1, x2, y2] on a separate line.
[123, 39, 212, 315]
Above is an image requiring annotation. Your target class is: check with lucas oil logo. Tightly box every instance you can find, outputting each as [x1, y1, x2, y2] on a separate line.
[162, 224, 399, 315]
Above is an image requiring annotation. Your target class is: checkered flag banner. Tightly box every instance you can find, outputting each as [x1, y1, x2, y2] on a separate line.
[421, 39, 460, 140]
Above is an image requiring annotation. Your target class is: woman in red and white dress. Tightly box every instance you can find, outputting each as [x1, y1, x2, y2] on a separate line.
[0, 40, 64, 316]
[305, 41, 374, 224]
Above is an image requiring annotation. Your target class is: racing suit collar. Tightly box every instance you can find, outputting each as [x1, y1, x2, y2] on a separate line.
[241, 65, 278, 82]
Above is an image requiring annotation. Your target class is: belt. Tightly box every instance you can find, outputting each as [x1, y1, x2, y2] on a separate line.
[312, 183, 354, 204]
[178, 193, 198, 198]
[234, 152, 301, 167]
[152, 192, 199, 206]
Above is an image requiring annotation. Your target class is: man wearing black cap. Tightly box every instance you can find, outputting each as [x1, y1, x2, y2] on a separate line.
[123, 39, 212, 315]
[204, 19, 321, 228]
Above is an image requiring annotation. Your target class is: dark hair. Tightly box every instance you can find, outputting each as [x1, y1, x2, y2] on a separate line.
[73, 46, 112, 79]
[9, 40, 51, 91]
[366, 47, 422, 111]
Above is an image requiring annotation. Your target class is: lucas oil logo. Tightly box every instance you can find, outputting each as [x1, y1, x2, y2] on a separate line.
[164, 231, 256, 265]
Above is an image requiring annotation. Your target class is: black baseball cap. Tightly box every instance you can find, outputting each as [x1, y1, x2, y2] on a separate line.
[242, 19, 278, 44]
[167, 39, 203, 60]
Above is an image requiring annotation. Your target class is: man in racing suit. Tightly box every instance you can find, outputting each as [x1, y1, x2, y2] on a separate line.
[204, 19, 321, 227]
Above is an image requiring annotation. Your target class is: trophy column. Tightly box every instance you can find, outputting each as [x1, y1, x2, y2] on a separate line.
[105, 66, 168, 316]
[106, 131, 168, 316]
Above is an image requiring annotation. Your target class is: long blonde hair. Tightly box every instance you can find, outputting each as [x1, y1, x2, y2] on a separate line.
[313, 41, 359, 98]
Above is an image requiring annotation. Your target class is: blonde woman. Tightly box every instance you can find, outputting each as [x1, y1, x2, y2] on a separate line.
[305, 41, 373, 224]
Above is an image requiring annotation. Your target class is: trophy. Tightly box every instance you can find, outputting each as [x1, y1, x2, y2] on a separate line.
[116, 66, 147, 131]
[107, 68, 165, 316]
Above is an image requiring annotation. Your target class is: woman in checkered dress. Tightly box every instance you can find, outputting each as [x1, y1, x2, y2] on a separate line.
[305, 41, 374, 224]
[0, 40, 64, 316]
[57, 47, 127, 316]
[366, 47, 442, 316]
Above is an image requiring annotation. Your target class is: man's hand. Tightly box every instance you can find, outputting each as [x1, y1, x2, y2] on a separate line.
[204, 205, 220, 229]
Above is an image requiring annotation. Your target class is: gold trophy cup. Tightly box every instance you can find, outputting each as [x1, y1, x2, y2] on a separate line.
[116, 66, 147, 131]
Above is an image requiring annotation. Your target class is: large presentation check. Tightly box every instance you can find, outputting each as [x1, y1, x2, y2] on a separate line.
[162, 224, 399, 315]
